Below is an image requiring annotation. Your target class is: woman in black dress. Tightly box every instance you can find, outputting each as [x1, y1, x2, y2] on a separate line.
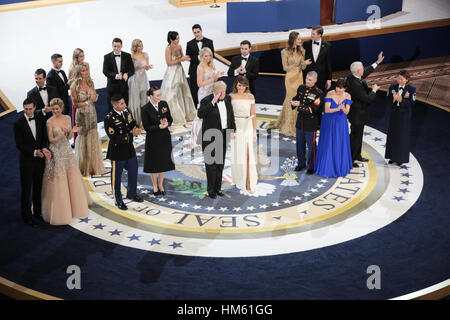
[141, 86, 175, 195]
[385, 70, 416, 166]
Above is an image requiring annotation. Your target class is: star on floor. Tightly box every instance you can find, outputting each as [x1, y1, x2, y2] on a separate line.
[180, 203, 189, 208]
[246, 206, 255, 211]
[272, 202, 280, 207]
[400, 180, 412, 186]
[363, 132, 372, 136]
[393, 196, 405, 202]
[233, 207, 242, 212]
[315, 184, 324, 188]
[283, 199, 292, 204]
[93, 223, 106, 230]
[320, 179, 328, 183]
[109, 229, 122, 236]
[79, 217, 92, 224]
[373, 137, 383, 142]
[169, 201, 177, 205]
[398, 188, 410, 194]
[206, 206, 214, 211]
[148, 239, 161, 246]
[127, 234, 141, 241]
[310, 188, 318, 193]
[401, 173, 412, 178]
[168, 242, 183, 249]
[193, 205, 202, 210]
[259, 204, 268, 209]
[219, 207, 228, 212]
[302, 192, 311, 197]
[293, 196, 302, 201]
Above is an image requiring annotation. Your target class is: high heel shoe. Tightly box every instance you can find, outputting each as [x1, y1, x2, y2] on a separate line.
[153, 190, 160, 196]
[159, 189, 165, 196]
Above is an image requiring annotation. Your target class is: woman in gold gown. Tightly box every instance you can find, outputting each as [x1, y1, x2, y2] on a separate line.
[267, 31, 311, 136]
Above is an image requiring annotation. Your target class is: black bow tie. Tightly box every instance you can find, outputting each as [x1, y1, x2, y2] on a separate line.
[196, 39, 202, 43]
[55, 70, 61, 74]
[39, 87, 47, 91]
[218, 99, 224, 102]
[28, 117, 35, 122]
[241, 57, 248, 61]
[114, 54, 121, 57]
[399, 86, 404, 90]
[313, 41, 320, 45]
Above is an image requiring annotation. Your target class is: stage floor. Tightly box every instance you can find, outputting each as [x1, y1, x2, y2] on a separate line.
[0, 0, 449, 111]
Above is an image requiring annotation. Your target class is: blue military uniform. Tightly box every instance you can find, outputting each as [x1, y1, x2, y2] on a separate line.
[104, 108, 139, 205]
[291, 84, 323, 171]
[385, 83, 416, 164]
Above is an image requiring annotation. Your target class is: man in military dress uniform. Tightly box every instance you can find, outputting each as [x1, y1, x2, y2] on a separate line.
[291, 71, 323, 174]
[104, 94, 143, 210]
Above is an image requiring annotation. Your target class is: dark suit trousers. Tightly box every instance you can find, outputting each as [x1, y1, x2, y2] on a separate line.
[111, 156, 138, 203]
[350, 123, 364, 161]
[189, 71, 199, 107]
[204, 130, 227, 194]
[20, 158, 45, 221]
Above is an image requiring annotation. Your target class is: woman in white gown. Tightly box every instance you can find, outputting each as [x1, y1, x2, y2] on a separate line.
[230, 76, 258, 193]
[189, 47, 224, 148]
[128, 39, 152, 128]
[160, 31, 196, 127]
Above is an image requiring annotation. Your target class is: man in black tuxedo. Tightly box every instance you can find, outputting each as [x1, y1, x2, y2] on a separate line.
[186, 24, 215, 107]
[46, 54, 70, 115]
[197, 81, 236, 199]
[302, 26, 332, 92]
[346, 52, 384, 167]
[227, 40, 259, 95]
[104, 94, 143, 210]
[103, 38, 135, 111]
[13, 98, 51, 226]
[27, 68, 57, 120]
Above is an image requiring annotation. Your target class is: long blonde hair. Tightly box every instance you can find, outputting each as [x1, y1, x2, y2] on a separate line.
[71, 48, 84, 69]
[199, 47, 215, 70]
[131, 39, 143, 54]
[71, 63, 94, 93]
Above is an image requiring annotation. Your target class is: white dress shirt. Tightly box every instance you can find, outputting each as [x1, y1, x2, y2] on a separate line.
[114, 52, 122, 78]
[196, 39, 203, 52]
[312, 39, 321, 62]
[38, 86, 49, 106]
[217, 100, 227, 129]
[235, 55, 249, 76]
[25, 114, 37, 140]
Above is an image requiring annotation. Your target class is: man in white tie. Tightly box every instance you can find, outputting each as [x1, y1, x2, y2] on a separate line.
[198, 81, 236, 198]
[186, 24, 215, 107]
[103, 38, 135, 111]
[302, 25, 332, 92]
[227, 40, 259, 95]
[27, 68, 57, 120]
[47, 54, 70, 115]
[13, 98, 51, 226]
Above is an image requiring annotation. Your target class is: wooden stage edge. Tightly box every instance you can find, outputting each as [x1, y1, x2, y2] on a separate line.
[0, 90, 16, 118]
[215, 18, 450, 57]
[0, 0, 94, 13]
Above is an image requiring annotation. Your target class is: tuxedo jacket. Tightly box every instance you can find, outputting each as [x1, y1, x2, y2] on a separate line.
[13, 111, 48, 166]
[186, 37, 215, 76]
[387, 83, 416, 110]
[227, 55, 259, 94]
[46, 69, 70, 109]
[346, 66, 376, 126]
[103, 51, 135, 91]
[27, 85, 58, 119]
[197, 94, 236, 151]
[302, 40, 332, 90]
[104, 108, 137, 161]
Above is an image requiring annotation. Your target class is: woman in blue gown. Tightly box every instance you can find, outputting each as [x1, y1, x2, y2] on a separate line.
[315, 78, 353, 178]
